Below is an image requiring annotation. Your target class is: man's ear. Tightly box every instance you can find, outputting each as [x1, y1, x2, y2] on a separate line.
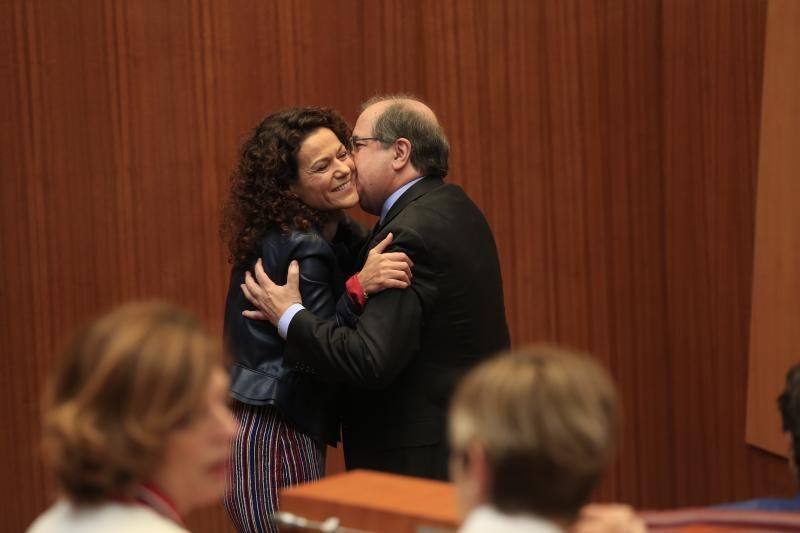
[392, 138, 412, 170]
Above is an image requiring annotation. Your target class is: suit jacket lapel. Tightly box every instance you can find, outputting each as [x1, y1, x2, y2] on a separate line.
[379, 176, 444, 229]
[357, 177, 444, 266]
[357, 220, 382, 264]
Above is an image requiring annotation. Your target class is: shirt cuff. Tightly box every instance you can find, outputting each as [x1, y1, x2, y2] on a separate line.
[277, 303, 305, 339]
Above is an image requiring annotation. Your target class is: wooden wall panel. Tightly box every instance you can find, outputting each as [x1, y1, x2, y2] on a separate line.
[0, 0, 791, 531]
[421, 0, 675, 505]
[660, 0, 793, 506]
[746, 0, 800, 458]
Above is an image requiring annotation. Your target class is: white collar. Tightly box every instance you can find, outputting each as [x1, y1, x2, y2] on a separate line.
[459, 505, 564, 533]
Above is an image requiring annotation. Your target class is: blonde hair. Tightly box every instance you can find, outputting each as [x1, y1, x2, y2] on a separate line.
[42, 301, 221, 503]
[449, 344, 617, 519]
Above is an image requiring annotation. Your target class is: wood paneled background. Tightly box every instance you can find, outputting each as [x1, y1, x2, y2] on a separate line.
[746, 0, 800, 458]
[1, 1, 793, 531]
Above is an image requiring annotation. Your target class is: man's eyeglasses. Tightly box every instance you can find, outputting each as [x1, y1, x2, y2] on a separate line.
[349, 136, 390, 152]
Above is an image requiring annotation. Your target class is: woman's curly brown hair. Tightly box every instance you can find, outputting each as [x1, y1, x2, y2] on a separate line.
[221, 107, 352, 264]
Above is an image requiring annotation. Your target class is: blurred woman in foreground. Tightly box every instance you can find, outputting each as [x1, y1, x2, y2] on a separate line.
[27, 302, 237, 533]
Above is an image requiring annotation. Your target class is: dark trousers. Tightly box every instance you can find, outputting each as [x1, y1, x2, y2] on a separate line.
[344, 444, 449, 481]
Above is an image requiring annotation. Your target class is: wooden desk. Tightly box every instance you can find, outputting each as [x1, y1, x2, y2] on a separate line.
[280, 470, 459, 533]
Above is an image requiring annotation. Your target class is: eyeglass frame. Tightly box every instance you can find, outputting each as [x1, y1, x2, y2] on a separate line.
[349, 135, 393, 152]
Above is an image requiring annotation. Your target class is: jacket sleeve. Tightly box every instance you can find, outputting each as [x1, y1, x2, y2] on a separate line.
[331, 215, 371, 327]
[285, 226, 438, 390]
[331, 214, 370, 275]
[335, 283, 363, 328]
[291, 233, 340, 322]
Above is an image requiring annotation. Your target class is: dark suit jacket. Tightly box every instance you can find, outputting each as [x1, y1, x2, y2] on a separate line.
[284, 176, 510, 479]
[223, 220, 367, 446]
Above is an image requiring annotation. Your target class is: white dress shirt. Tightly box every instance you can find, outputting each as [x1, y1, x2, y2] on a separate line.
[458, 505, 563, 533]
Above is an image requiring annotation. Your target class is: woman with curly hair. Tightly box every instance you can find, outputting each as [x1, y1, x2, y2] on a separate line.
[220, 107, 411, 532]
[27, 302, 237, 533]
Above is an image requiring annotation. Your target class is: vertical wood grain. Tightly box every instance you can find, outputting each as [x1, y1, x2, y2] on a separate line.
[660, 0, 789, 506]
[746, 0, 800, 457]
[0, 1, 790, 531]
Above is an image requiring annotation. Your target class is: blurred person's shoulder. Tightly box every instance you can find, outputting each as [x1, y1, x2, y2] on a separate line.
[26, 499, 189, 533]
[717, 493, 800, 512]
[459, 505, 561, 533]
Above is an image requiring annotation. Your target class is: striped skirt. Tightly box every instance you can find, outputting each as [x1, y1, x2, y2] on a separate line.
[224, 401, 325, 533]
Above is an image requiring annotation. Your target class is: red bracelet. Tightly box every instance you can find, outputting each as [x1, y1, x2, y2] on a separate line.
[346, 274, 368, 309]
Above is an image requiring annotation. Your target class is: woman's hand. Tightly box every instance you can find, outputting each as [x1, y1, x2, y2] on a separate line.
[358, 233, 414, 296]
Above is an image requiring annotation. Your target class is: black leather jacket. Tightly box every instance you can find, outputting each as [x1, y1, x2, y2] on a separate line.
[223, 220, 367, 446]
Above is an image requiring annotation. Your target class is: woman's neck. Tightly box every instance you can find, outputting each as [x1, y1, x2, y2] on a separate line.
[321, 220, 338, 241]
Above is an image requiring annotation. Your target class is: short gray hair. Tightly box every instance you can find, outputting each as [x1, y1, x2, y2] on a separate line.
[449, 344, 618, 520]
[361, 94, 449, 178]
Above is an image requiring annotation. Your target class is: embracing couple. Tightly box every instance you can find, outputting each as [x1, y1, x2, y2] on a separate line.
[220, 94, 509, 532]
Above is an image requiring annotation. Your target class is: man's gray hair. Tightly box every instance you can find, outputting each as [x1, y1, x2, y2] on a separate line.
[361, 94, 450, 179]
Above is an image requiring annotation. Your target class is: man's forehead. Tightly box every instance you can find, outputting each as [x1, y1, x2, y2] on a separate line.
[354, 99, 440, 133]
[352, 116, 372, 136]
[354, 103, 386, 134]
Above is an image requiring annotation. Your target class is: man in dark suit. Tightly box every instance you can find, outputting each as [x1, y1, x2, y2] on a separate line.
[242, 95, 510, 480]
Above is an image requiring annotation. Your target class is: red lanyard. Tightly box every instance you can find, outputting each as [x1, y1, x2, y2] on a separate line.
[133, 483, 186, 527]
